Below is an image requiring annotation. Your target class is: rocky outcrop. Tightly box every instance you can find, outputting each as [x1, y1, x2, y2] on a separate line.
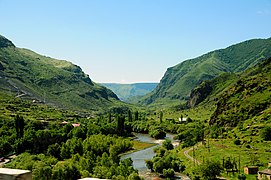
[187, 81, 212, 108]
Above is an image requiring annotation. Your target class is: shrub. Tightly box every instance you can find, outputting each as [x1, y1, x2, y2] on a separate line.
[234, 139, 241, 145]
[261, 126, 271, 141]
[238, 174, 246, 180]
[163, 168, 174, 177]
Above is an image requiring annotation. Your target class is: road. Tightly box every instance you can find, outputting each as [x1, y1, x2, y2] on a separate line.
[183, 142, 202, 165]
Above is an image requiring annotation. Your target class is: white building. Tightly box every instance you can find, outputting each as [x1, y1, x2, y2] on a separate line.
[0, 168, 31, 180]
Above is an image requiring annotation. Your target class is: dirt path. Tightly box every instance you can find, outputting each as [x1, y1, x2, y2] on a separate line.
[183, 142, 202, 165]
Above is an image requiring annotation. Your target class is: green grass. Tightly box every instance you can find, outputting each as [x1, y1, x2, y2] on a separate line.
[177, 139, 271, 180]
[132, 140, 156, 151]
[0, 40, 122, 111]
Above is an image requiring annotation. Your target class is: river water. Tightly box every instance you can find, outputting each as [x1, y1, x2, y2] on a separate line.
[121, 133, 176, 171]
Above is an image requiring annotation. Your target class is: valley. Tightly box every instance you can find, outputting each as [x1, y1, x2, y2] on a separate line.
[0, 35, 271, 180]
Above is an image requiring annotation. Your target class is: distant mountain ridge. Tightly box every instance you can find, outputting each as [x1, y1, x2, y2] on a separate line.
[102, 83, 158, 102]
[140, 38, 271, 105]
[0, 35, 120, 111]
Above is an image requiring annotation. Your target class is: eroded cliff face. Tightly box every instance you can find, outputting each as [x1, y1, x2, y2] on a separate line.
[187, 81, 213, 108]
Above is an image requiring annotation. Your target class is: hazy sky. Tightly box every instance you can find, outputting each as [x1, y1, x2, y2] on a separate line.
[0, 0, 270, 83]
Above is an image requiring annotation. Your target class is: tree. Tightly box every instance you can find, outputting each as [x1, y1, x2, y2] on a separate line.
[163, 168, 174, 178]
[32, 161, 52, 180]
[145, 159, 153, 171]
[159, 111, 163, 123]
[116, 115, 125, 136]
[15, 115, 25, 138]
[52, 161, 80, 180]
[128, 172, 144, 180]
[162, 139, 174, 150]
[134, 111, 139, 121]
[108, 113, 112, 123]
[261, 126, 271, 141]
[197, 160, 223, 180]
[128, 110, 133, 122]
[0, 139, 12, 157]
[47, 143, 61, 159]
[238, 174, 246, 180]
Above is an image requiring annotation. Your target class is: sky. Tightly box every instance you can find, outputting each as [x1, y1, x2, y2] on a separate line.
[0, 0, 271, 83]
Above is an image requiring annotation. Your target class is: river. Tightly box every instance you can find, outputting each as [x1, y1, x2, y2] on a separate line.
[121, 133, 176, 171]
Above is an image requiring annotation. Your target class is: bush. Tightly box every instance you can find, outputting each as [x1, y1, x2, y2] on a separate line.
[197, 160, 223, 179]
[234, 139, 241, 145]
[238, 174, 246, 180]
[163, 168, 174, 177]
[149, 128, 166, 139]
[261, 126, 271, 141]
[162, 139, 174, 150]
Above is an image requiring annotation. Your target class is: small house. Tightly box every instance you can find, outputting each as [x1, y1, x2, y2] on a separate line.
[178, 117, 187, 123]
[244, 166, 258, 174]
[258, 169, 271, 180]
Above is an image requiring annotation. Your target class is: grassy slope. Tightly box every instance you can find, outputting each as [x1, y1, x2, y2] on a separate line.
[171, 58, 271, 179]
[140, 38, 271, 107]
[0, 91, 74, 123]
[177, 139, 271, 180]
[0, 35, 122, 112]
[210, 58, 271, 127]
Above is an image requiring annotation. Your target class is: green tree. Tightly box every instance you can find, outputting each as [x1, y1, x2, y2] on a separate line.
[32, 161, 52, 180]
[159, 111, 163, 123]
[128, 172, 144, 180]
[52, 161, 80, 180]
[0, 139, 12, 156]
[162, 139, 174, 150]
[261, 126, 271, 141]
[163, 168, 174, 178]
[134, 111, 139, 121]
[15, 115, 25, 138]
[145, 159, 153, 172]
[197, 160, 223, 180]
[108, 113, 112, 123]
[117, 115, 125, 136]
[47, 143, 61, 159]
[238, 174, 246, 180]
[128, 110, 133, 122]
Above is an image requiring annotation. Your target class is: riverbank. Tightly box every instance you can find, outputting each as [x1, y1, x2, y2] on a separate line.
[122, 140, 157, 156]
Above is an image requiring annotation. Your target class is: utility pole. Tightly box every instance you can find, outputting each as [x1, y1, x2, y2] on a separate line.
[193, 145, 195, 166]
[208, 137, 210, 153]
[43, 91, 46, 103]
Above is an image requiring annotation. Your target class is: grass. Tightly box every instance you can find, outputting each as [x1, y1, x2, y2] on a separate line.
[177, 139, 271, 180]
[120, 140, 156, 156]
[131, 140, 156, 152]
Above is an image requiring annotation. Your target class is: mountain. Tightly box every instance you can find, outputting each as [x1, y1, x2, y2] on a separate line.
[102, 83, 158, 102]
[209, 57, 271, 127]
[140, 38, 271, 105]
[187, 72, 238, 108]
[0, 35, 119, 111]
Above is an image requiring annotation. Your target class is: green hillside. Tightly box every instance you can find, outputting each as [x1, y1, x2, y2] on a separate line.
[209, 57, 271, 128]
[102, 83, 158, 102]
[140, 38, 271, 106]
[0, 35, 120, 111]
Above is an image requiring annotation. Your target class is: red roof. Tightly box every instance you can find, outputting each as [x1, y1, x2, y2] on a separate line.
[72, 123, 80, 127]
